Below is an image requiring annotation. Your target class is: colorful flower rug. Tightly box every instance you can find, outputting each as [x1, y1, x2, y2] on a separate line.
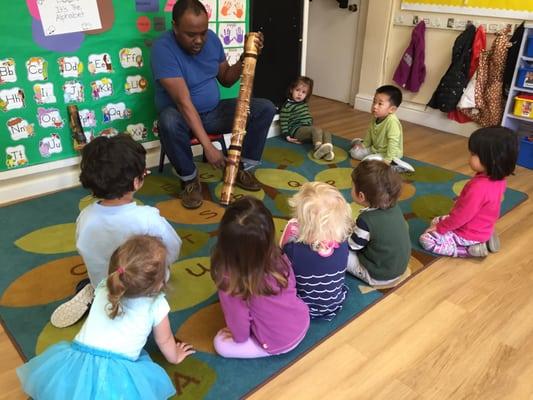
[0, 136, 527, 399]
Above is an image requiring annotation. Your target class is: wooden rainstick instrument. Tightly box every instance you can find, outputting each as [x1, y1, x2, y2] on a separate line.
[220, 32, 261, 205]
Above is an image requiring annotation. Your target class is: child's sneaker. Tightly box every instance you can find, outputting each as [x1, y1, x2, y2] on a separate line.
[467, 242, 489, 257]
[323, 151, 335, 161]
[50, 284, 95, 328]
[487, 231, 500, 253]
[351, 138, 364, 146]
[313, 143, 333, 159]
[391, 157, 415, 173]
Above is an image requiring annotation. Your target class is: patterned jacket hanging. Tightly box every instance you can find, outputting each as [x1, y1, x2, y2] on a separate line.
[459, 28, 511, 127]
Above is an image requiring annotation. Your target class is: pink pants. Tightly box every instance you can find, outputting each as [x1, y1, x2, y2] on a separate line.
[213, 329, 305, 359]
[419, 216, 480, 257]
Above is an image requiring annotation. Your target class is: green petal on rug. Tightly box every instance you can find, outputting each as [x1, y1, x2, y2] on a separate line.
[255, 168, 308, 191]
[411, 194, 454, 221]
[157, 199, 225, 225]
[314, 168, 353, 190]
[308, 145, 348, 165]
[274, 217, 290, 245]
[36, 318, 85, 355]
[167, 257, 216, 312]
[176, 302, 225, 354]
[273, 192, 292, 216]
[176, 229, 211, 258]
[350, 202, 365, 217]
[0, 255, 86, 307]
[15, 223, 76, 254]
[262, 146, 305, 167]
[213, 182, 265, 202]
[138, 175, 180, 196]
[406, 166, 456, 183]
[153, 353, 216, 400]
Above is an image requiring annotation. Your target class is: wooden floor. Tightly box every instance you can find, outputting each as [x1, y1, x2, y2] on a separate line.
[2, 97, 533, 399]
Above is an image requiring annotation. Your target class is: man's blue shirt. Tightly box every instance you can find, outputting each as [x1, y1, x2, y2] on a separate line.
[151, 29, 226, 113]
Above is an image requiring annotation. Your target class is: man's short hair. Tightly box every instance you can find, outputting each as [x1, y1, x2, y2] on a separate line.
[172, 0, 207, 24]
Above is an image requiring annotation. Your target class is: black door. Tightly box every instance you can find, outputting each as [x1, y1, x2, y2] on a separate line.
[250, 0, 304, 108]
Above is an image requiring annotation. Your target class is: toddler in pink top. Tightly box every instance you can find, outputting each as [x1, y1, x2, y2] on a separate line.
[211, 197, 310, 358]
[419, 126, 518, 257]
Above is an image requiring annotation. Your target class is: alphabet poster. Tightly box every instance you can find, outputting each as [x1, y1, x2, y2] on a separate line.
[0, 0, 249, 172]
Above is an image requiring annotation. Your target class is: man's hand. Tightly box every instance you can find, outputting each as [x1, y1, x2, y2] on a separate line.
[203, 144, 226, 169]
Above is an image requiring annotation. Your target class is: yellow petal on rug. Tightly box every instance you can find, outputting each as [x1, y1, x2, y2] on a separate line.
[176, 302, 225, 354]
[314, 168, 353, 190]
[399, 182, 416, 201]
[0, 256, 87, 307]
[152, 352, 216, 399]
[213, 182, 265, 202]
[176, 229, 210, 258]
[15, 223, 76, 254]
[167, 257, 217, 312]
[309, 145, 348, 165]
[273, 192, 292, 216]
[254, 169, 309, 191]
[274, 217, 290, 245]
[358, 285, 376, 294]
[36, 318, 85, 355]
[262, 146, 305, 167]
[157, 199, 225, 225]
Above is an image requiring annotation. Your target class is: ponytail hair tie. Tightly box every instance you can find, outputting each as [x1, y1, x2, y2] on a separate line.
[117, 267, 125, 275]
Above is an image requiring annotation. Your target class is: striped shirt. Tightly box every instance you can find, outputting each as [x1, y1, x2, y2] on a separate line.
[279, 99, 313, 137]
[283, 241, 349, 320]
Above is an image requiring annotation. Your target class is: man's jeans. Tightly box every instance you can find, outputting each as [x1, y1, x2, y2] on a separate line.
[158, 98, 277, 181]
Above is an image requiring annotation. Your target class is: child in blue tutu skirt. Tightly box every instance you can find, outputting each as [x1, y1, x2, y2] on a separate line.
[17, 235, 195, 400]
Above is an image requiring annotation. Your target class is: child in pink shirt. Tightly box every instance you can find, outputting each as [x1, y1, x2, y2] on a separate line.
[419, 126, 518, 257]
[211, 197, 310, 358]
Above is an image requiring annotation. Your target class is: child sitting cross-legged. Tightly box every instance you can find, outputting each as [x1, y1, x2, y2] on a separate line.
[350, 85, 414, 173]
[18, 235, 195, 400]
[50, 134, 182, 328]
[211, 197, 310, 358]
[280, 182, 353, 320]
[348, 160, 411, 286]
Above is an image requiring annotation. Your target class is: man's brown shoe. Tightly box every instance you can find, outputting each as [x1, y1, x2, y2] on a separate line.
[180, 178, 203, 209]
[235, 169, 261, 192]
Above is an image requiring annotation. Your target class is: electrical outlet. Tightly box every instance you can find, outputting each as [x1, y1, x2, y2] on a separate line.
[432, 18, 441, 27]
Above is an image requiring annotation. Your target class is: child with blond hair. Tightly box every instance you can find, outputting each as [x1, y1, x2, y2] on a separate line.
[281, 182, 353, 319]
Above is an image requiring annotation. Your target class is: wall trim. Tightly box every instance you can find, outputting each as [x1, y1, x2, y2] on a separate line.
[354, 93, 479, 137]
[0, 120, 280, 206]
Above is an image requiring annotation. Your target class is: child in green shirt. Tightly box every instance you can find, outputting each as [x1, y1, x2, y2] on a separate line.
[350, 85, 414, 173]
[280, 76, 335, 161]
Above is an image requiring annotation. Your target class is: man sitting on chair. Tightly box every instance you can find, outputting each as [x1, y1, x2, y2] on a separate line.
[151, 0, 276, 209]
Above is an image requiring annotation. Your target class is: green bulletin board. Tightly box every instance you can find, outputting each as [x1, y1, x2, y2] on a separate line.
[0, 0, 248, 173]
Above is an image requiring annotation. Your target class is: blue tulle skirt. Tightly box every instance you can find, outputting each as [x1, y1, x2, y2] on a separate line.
[17, 341, 176, 400]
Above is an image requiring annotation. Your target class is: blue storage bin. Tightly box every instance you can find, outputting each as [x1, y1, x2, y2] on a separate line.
[517, 136, 533, 169]
[517, 66, 533, 89]
[527, 35, 533, 58]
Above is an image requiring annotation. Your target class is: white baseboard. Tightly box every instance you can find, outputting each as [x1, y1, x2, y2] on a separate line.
[0, 120, 281, 206]
[354, 94, 479, 137]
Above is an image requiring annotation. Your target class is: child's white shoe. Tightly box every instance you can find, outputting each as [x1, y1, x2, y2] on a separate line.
[313, 143, 333, 159]
[351, 138, 364, 146]
[391, 157, 415, 173]
[323, 151, 335, 161]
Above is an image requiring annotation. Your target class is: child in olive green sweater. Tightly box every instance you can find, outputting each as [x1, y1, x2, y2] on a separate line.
[280, 76, 335, 161]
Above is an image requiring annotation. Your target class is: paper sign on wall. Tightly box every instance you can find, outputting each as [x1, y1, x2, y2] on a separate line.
[26, 57, 48, 81]
[58, 56, 83, 78]
[125, 75, 148, 94]
[37, 0, 102, 36]
[37, 107, 63, 128]
[39, 133, 63, 157]
[0, 88, 26, 112]
[102, 102, 131, 123]
[0, 59, 17, 84]
[34, 83, 57, 104]
[119, 48, 143, 68]
[6, 118, 35, 141]
[5, 145, 28, 168]
[88, 54, 113, 74]
[126, 123, 148, 141]
[79, 109, 96, 128]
